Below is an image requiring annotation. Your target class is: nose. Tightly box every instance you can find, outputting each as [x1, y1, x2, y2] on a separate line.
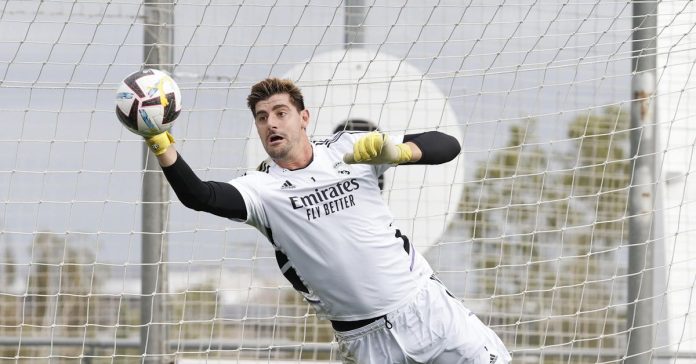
[266, 115, 280, 129]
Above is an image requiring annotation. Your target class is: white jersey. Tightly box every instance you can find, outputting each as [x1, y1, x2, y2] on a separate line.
[230, 132, 433, 320]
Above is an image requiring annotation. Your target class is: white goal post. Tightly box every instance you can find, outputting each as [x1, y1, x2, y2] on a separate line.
[1, 1, 696, 363]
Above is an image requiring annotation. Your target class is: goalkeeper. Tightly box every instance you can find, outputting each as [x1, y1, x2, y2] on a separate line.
[143, 78, 510, 364]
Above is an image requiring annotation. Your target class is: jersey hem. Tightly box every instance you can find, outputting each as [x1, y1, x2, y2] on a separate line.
[319, 270, 431, 321]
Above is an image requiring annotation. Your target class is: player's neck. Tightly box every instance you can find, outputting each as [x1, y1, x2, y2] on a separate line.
[274, 140, 313, 170]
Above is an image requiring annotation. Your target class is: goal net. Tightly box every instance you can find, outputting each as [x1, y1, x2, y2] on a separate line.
[1, 0, 695, 363]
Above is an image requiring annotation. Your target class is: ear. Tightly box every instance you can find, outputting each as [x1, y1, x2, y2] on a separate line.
[300, 109, 310, 130]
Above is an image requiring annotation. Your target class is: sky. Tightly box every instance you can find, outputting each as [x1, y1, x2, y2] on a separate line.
[0, 0, 634, 290]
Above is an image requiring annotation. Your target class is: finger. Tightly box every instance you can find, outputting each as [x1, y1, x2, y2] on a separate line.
[365, 133, 381, 157]
[354, 139, 368, 162]
[360, 132, 382, 160]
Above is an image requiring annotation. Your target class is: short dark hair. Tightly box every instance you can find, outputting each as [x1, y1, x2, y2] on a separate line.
[247, 78, 305, 116]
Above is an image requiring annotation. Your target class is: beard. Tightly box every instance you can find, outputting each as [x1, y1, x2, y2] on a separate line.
[264, 140, 292, 161]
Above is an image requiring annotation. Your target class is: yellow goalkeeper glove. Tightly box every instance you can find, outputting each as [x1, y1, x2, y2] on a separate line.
[145, 131, 175, 156]
[343, 131, 413, 164]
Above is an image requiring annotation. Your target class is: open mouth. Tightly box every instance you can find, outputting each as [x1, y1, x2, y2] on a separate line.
[268, 135, 284, 144]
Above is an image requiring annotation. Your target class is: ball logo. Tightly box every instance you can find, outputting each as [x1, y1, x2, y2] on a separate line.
[138, 109, 157, 130]
[147, 87, 158, 97]
[115, 69, 182, 137]
[144, 76, 174, 107]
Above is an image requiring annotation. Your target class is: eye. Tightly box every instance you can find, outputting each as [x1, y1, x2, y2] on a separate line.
[278, 111, 287, 118]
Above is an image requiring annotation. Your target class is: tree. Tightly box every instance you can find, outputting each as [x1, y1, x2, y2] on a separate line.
[0, 243, 19, 359]
[441, 106, 630, 359]
[24, 233, 103, 358]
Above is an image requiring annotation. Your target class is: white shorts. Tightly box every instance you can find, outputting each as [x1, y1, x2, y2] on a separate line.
[334, 277, 511, 364]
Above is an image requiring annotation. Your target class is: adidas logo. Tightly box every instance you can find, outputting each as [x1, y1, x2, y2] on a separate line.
[484, 346, 498, 364]
[281, 180, 296, 189]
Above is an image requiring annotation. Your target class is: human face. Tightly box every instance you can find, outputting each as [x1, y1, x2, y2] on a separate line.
[253, 93, 310, 164]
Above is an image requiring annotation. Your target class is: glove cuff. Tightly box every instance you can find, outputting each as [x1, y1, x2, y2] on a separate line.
[395, 143, 413, 164]
[145, 131, 175, 156]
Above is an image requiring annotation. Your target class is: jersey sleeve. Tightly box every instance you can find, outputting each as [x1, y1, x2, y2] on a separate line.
[325, 131, 404, 176]
[161, 153, 247, 220]
[228, 173, 270, 232]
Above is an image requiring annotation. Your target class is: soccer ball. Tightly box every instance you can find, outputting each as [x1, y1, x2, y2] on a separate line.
[115, 69, 182, 137]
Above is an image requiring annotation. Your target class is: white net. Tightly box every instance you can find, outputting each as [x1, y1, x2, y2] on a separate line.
[1, 0, 695, 363]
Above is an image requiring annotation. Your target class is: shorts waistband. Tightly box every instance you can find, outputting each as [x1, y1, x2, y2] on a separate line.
[331, 274, 437, 332]
[331, 315, 387, 331]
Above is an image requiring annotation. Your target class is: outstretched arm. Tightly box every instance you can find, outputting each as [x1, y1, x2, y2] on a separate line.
[343, 131, 460, 165]
[145, 133, 247, 220]
[403, 131, 461, 165]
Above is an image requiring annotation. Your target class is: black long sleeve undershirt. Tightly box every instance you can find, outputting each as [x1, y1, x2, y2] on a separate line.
[161, 131, 459, 218]
[161, 153, 247, 220]
[403, 131, 461, 165]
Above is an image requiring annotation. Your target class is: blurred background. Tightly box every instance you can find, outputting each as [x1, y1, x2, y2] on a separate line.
[1, 0, 695, 363]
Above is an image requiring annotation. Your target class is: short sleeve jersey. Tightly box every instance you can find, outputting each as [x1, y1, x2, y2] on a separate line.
[229, 132, 433, 321]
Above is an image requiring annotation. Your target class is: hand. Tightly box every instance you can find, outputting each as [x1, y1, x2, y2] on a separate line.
[145, 131, 175, 156]
[343, 132, 412, 164]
